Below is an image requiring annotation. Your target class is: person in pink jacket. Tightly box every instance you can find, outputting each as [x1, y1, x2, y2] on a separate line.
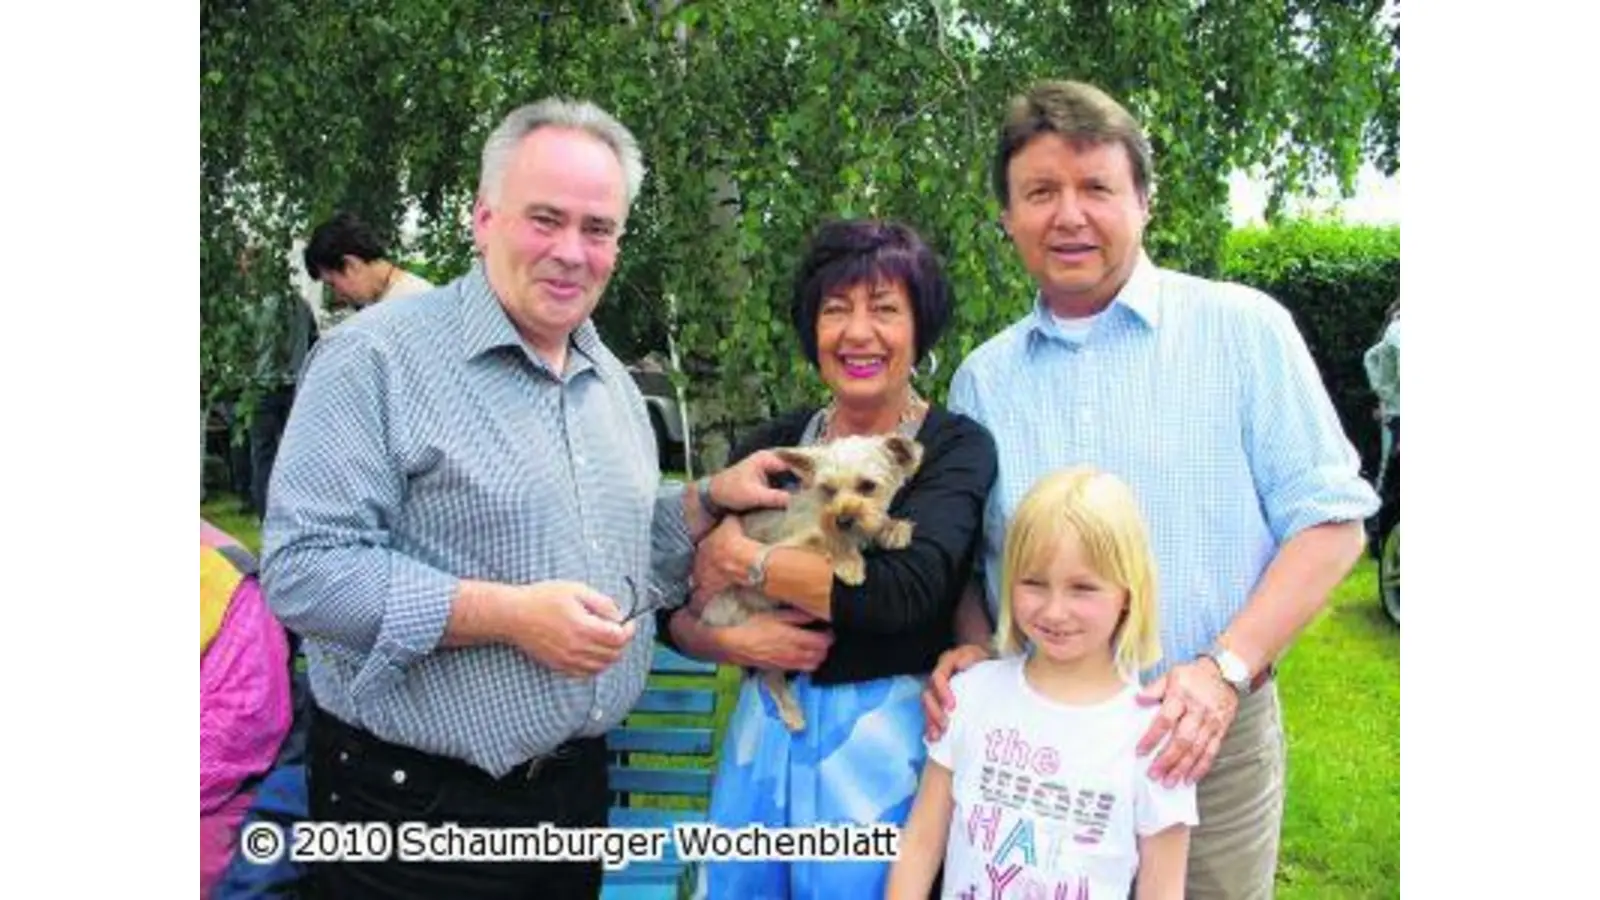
[200, 520, 292, 898]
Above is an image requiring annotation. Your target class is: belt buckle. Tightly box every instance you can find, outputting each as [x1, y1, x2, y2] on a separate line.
[522, 754, 547, 781]
[522, 744, 568, 781]
[523, 740, 583, 780]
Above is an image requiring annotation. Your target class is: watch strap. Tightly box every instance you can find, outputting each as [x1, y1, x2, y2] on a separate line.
[696, 476, 728, 520]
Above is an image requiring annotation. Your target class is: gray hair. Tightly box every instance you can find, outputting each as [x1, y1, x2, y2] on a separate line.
[477, 98, 647, 212]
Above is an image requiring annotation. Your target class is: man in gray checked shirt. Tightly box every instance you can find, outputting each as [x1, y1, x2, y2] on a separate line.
[261, 97, 790, 899]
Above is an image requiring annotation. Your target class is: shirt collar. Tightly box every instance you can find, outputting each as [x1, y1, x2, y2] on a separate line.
[1024, 250, 1162, 348]
[458, 259, 607, 380]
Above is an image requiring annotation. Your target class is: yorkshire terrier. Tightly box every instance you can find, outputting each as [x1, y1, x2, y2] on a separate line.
[699, 433, 924, 731]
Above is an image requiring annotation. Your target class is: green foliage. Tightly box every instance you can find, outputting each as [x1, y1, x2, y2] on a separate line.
[201, 0, 1399, 448]
[1220, 219, 1400, 473]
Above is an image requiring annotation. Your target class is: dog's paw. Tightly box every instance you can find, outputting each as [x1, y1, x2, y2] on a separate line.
[878, 518, 915, 550]
[779, 703, 807, 733]
[762, 673, 807, 732]
[834, 554, 867, 585]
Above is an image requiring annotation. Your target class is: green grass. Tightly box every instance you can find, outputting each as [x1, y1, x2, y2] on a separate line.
[202, 494, 263, 554]
[201, 493, 1398, 894]
[1275, 557, 1400, 898]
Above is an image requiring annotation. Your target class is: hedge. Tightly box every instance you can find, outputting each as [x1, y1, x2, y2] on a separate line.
[1219, 220, 1400, 478]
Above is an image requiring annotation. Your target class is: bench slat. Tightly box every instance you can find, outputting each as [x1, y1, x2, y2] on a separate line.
[609, 766, 713, 797]
[651, 646, 718, 675]
[607, 727, 714, 756]
[632, 688, 715, 715]
[601, 650, 718, 897]
[608, 806, 708, 830]
[599, 863, 687, 891]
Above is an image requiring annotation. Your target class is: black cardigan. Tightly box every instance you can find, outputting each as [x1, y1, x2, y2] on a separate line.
[661, 404, 997, 685]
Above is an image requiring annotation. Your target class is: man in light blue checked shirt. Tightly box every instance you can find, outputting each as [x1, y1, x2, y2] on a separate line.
[261, 98, 790, 900]
[922, 81, 1379, 900]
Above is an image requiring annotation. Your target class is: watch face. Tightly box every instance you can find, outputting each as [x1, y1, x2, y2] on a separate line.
[1216, 651, 1248, 684]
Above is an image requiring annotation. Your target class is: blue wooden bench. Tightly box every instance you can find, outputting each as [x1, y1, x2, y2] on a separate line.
[600, 645, 722, 900]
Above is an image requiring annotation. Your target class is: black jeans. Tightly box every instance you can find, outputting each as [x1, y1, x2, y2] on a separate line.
[305, 704, 609, 900]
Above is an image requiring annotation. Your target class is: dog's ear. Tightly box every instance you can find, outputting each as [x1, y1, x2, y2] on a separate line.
[775, 447, 817, 485]
[882, 435, 923, 478]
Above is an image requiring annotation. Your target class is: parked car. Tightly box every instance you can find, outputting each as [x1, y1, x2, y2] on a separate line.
[627, 355, 688, 473]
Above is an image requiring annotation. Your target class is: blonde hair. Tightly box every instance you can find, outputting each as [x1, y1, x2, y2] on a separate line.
[993, 466, 1162, 677]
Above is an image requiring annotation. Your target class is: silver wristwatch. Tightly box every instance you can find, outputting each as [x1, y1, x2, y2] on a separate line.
[1201, 644, 1253, 697]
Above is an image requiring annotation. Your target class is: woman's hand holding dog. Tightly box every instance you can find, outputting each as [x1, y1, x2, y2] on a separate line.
[690, 517, 757, 612]
[721, 608, 833, 672]
[667, 605, 832, 673]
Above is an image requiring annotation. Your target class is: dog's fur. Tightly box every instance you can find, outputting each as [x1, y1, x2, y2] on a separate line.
[699, 433, 924, 731]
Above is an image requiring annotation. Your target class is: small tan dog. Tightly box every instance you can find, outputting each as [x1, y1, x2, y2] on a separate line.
[699, 433, 924, 731]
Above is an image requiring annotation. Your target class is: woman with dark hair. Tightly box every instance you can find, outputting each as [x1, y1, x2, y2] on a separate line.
[661, 219, 998, 898]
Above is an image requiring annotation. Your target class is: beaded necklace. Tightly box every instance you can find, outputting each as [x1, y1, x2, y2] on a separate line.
[817, 388, 929, 443]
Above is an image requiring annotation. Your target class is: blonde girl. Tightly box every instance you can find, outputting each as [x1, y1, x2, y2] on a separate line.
[887, 466, 1195, 900]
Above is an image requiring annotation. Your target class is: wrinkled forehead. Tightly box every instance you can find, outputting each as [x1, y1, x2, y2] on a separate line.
[504, 128, 628, 218]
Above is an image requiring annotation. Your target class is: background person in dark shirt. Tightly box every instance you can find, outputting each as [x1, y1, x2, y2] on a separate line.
[661, 218, 997, 899]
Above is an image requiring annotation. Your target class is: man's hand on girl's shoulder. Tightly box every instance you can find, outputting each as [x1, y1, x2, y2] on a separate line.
[1135, 660, 1238, 787]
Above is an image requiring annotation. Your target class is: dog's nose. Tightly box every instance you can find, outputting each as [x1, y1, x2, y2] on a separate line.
[835, 515, 855, 530]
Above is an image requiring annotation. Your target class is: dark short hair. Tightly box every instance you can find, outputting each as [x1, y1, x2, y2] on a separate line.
[303, 211, 389, 280]
[789, 219, 953, 367]
[992, 80, 1154, 208]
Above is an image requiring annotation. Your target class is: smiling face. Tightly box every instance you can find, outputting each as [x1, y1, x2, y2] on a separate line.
[1001, 132, 1149, 318]
[1011, 527, 1128, 670]
[814, 277, 917, 413]
[472, 125, 626, 366]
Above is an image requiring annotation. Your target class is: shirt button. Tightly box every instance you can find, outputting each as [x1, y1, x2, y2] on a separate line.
[591, 708, 604, 722]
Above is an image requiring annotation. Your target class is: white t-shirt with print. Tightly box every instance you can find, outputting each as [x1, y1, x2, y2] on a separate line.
[926, 656, 1198, 900]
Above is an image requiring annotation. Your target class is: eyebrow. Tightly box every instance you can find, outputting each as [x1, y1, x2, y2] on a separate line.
[525, 203, 619, 232]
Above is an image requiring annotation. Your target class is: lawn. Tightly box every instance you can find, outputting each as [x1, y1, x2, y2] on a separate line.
[1275, 557, 1400, 899]
[202, 494, 1399, 896]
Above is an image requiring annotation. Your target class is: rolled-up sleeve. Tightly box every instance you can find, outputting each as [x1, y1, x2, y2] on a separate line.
[649, 482, 694, 609]
[260, 327, 456, 690]
[1239, 299, 1380, 543]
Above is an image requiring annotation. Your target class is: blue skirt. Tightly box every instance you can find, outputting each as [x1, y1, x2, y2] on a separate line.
[691, 671, 928, 900]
